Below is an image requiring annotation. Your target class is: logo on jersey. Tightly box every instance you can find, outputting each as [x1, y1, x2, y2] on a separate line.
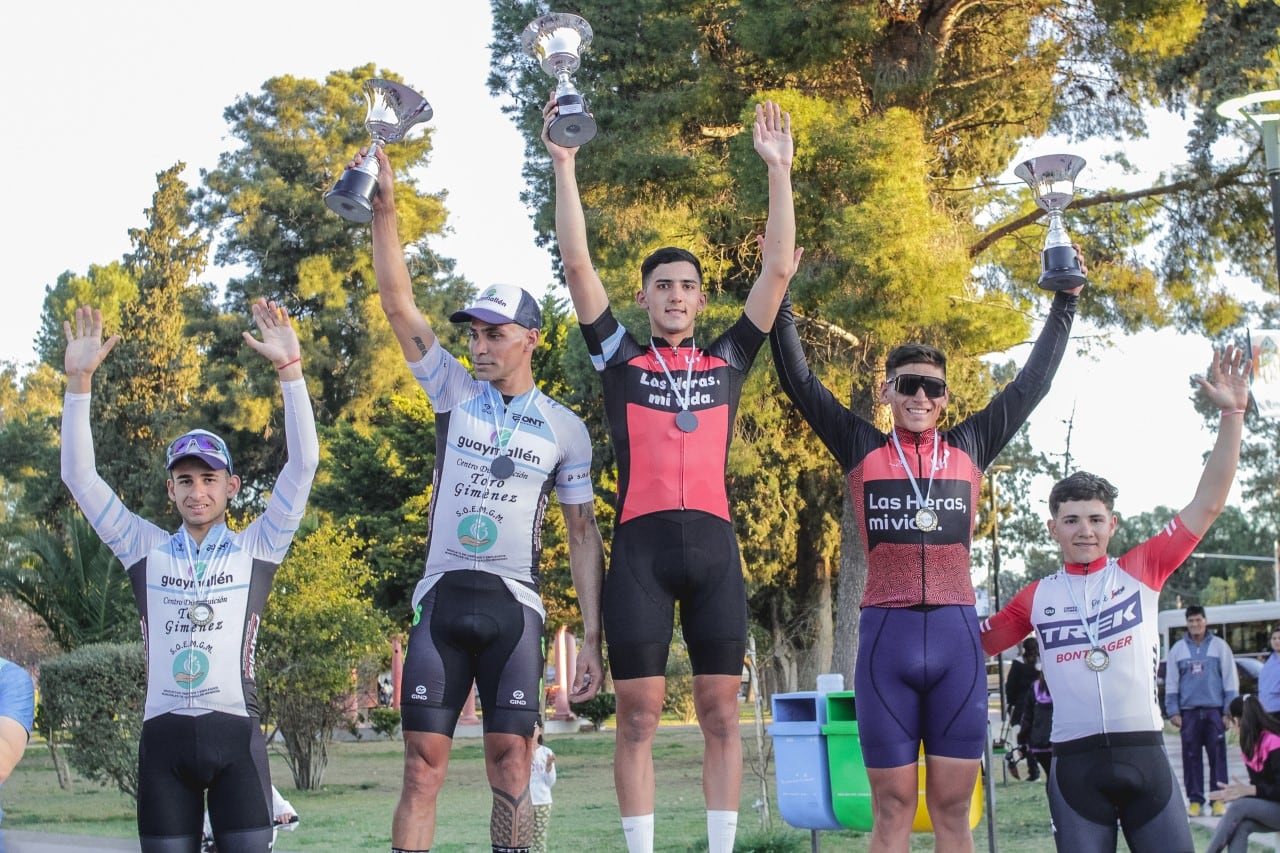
[457, 514, 498, 553]
[173, 648, 210, 690]
[1038, 589, 1143, 650]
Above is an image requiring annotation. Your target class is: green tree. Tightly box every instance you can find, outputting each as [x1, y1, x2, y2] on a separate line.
[490, 0, 1280, 680]
[0, 511, 136, 651]
[257, 521, 390, 790]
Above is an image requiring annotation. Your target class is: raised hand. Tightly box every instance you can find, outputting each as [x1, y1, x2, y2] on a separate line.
[753, 100, 793, 170]
[541, 92, 578, 162]
[63, 306, 120, 391]
[1195, 345, 1251, 413]
[242, 299, 302, 379]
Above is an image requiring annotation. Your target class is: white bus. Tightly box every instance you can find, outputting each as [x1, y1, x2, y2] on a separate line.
[1158, 600, 1280, 661]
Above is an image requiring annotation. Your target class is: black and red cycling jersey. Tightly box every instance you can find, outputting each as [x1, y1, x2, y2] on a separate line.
[770, 291, 1077, 607]
[580, 308, 765, 524]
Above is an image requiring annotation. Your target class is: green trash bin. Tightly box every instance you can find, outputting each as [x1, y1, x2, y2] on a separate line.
[823, 691, 873, 831]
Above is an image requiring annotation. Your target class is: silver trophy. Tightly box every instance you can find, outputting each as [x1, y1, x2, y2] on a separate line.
[1014, 154, 1088, 291]
[522, 12, 597, 147]
[325, 79, 433, 223]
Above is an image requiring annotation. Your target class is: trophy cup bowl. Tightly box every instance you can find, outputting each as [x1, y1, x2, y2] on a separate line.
[522, 12, 597, 147]
[1014, 153, 1088, 291]
[325, 79, 433, 223]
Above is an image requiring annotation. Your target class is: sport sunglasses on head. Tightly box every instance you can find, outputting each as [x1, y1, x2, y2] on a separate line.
[166, 434, 231, 469]
[889, 374, 948, 399]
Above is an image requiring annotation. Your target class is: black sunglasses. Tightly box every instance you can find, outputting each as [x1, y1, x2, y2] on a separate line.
[889, 374, 948, 398]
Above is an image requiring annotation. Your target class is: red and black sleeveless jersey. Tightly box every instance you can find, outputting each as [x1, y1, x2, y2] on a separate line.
[581, 308, 765, 524]
[770, 291, 1078, 607]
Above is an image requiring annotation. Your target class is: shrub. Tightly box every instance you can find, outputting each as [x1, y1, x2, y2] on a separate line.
[368, 706, 401, 739]
[570, 692, 616, 729]
[39, 642, 146, 800]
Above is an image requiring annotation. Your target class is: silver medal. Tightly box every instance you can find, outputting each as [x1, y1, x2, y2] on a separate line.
[1085, 647, 1110, 672]
[189, 601, 215, 626]
[915, 508, 939, 531]
[490, 455, 516, 479]
[676, 409, 699, 433]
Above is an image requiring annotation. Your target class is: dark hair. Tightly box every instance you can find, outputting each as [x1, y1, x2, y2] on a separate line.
[1021, 638, 1039, 658]
[1048, 471, 1120, 515]
[1185, 605, 1206, 619]
[1231, 695, 1280, 761]
[885, 344, 946, 376]
[534, 716, 544, 745]
[640, 247, 702, 287]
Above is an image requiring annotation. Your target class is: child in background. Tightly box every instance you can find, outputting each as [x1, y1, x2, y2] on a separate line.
[531, 718, 557, 853]
[1205, 694, 1280, 853]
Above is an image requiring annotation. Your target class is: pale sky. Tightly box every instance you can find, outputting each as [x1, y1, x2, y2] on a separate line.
[3, 2, 1271, 526]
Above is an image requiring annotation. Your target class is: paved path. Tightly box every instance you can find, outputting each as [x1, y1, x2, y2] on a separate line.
[2, 830, 139, 851]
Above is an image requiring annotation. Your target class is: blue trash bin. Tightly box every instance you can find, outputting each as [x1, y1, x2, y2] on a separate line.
[768, 691, 843, 830]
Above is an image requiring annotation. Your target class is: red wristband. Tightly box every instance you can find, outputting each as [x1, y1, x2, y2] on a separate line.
[275, 357, 301, 371]
[1220, 408, 1245, 416]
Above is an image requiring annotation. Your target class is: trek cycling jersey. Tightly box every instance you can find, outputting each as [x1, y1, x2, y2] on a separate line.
[770, 291, 1077, 607]
[580, 308, 764, 524]
[60, 381, 319, 722]
[408, 340, 593, 605]
[981, 516, 1201, 743]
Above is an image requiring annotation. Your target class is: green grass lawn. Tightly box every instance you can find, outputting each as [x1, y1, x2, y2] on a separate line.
[0, 724, 1226, 852]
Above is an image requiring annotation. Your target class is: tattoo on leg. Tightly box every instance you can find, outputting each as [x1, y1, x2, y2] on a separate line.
[490, 785, 533, 846]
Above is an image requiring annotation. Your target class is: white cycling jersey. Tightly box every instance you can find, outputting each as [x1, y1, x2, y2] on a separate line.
[982, 516, 1200, 743]
[408, 341, 593, 607]
[61, 380, 319, 721]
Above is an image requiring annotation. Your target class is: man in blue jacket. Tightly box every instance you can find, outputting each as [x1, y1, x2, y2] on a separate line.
[1166, 605, 1238, 816]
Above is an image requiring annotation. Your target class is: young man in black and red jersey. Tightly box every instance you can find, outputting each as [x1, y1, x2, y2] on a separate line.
[544, 98, 797, 853]
[981, 345, 1250, 853]
[770, 267, 1082, 850]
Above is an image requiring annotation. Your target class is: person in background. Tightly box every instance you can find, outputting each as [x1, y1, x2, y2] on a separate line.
[529, 718, 557, 853]
[1205, 694, 1280, 853]
[1019, 670, 1054, 786]
[1166, 604, 1238, 817]
[1258, 628, 1280, 714]
[1004, 638, 1041, 781]
[0, 656, 35, 835]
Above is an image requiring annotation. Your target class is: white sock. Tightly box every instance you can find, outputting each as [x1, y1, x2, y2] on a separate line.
[621, 814, 654, 853]
[706, 809, 738, 853]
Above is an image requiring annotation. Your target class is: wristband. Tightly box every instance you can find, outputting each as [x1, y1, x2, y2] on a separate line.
[275, 357, 302, 371]
[1220, 408, 1245, 417]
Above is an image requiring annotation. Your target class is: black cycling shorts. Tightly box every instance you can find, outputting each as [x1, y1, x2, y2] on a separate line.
[1049, 732, 1194, 853]
[137, 711, 273, 853]
[604, 511, 747, 680]
[400, 570, 543, 737]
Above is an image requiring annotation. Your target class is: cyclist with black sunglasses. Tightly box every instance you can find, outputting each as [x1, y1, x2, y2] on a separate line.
[769, 268, 1082, 852]
[60, 300, 319, 853]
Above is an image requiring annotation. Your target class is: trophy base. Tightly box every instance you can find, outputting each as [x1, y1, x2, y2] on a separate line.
[1038, 244, 1086, 292]
[549, 111, 597, 147]
[325, 171, 379, 223]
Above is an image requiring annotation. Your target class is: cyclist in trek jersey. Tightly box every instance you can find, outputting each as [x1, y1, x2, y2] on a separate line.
[981, 346, 1250, 853]
[770, 272, 1081, 851]
[60, 300, 319, 853]
[355, 146, 605, 853]
[544, 98, 797, 853]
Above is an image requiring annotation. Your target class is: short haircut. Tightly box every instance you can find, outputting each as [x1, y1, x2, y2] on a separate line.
[1186, 605, 1206, 619]
[885, 344, 946, 376]
[1048, 471, 1120, 515]
[641, 247, 702, 287]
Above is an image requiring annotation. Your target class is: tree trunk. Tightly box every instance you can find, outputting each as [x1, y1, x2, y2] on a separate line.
[832, 496, 869, 685]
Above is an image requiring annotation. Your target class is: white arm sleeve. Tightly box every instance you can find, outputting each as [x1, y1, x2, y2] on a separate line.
[239, 378, 320, 560]
[60, 392, 167, 566]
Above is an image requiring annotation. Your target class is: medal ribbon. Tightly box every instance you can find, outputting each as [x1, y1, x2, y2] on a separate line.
[487, 386, 539, 464]
[1064, 559, 1119, 653]
[889, 429, 939, 522]
[650, 340, 698, 415]
[181, 526, 229, 609]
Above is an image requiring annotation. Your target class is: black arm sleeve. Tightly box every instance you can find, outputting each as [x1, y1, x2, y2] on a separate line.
[951, 291, 1078, 468]
[768, 291, 870, 471]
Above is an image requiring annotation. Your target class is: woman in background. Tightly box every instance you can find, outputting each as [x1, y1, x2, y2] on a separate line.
[1205, 694, 1280, 853]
